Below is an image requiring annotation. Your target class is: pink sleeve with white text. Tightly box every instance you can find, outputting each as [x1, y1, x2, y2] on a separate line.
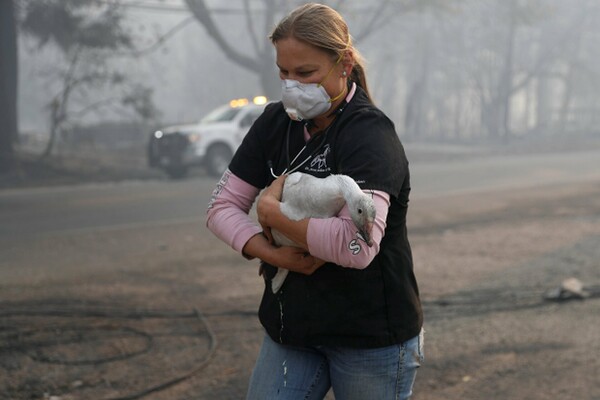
[206, 170, 389, 267]
[306, 191, 390, 269]
[206, 170, 262, 255]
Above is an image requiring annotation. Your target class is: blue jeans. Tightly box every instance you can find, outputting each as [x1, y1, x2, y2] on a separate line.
[246, 330, 424, 400]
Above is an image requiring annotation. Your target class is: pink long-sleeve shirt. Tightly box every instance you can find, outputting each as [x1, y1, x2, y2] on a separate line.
[206, 170, 390, 269]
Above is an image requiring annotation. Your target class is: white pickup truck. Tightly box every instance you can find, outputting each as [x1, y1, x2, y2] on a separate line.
[148, 97, 268, 178]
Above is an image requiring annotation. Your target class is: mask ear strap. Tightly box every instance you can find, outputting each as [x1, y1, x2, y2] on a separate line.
[317, 52, 344, 88]
[328, 86, 346, 103]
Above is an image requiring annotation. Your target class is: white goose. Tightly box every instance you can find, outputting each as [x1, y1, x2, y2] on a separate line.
[270, 172, 377, 293]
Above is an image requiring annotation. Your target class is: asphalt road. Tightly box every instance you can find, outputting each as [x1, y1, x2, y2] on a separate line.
[1, 148, 599, 239]
[1, 146, 599, 399]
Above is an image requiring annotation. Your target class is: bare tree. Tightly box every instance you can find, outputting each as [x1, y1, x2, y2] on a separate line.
[20, 0, 159, 159]
[184, 0, 412, 98]
[0, 0, 18, 173]
[389, 0, 597, 141]
[184, 0, 279, 97]
[555, 3, 597, 134]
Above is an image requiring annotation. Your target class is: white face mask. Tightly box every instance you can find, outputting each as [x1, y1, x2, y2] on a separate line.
[280, 53, 346, 121]
[281, 79, 333, 121]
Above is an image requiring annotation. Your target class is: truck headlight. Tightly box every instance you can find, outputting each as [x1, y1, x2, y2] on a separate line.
[188, 133, 200, 143]
[154, 130, 163, 139]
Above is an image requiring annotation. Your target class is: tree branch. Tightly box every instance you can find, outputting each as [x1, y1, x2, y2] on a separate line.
[353, 0, 392, 44]
[184, 0, 261, 72]
[510, 8, 588, 96]
[129, 16, 196, 57]
[68, 96, 122, 119]
[243, 0, 261, 56]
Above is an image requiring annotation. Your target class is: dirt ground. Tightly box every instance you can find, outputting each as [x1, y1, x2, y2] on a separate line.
[1, 176, 600, 399]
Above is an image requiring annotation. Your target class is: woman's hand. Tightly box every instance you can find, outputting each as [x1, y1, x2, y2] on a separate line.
[246, 232, 325, 277]
[271, 246, 326, 275]
[257, 175, 287, 243]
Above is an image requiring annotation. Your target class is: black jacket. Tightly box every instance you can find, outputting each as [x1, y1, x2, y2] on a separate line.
[229, 86, 423, 348]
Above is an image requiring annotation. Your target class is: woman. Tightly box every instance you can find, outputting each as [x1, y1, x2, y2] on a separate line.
[206, 3, 423, 399]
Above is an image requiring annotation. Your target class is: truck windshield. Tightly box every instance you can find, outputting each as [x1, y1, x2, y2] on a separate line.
[200, 105, 241, 124]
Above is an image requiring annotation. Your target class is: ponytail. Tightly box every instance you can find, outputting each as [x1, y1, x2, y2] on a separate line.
[349, 50, 373, 104]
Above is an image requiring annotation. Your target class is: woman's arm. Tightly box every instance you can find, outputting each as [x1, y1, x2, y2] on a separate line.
[257, 176, 390, 269]
[306, 191, 389, 269]
[206, 170, 263, 255]
[242, 233, 323, 275]
[206, 170, 322, 274]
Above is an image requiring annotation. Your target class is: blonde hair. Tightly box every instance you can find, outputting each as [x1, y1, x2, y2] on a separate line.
[270, 3, 372, 103]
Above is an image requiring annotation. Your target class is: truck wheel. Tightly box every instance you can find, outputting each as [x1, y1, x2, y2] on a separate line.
[206, 144, 233, 178]
[165, 165, 188, 179]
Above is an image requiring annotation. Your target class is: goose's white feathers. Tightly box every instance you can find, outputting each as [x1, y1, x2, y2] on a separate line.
[270, 172, 376, 293]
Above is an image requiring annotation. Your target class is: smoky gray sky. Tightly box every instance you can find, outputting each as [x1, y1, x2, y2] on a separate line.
[17, 0, 600, 142]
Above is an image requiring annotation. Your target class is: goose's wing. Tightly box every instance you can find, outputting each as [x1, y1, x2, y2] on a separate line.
[281, 172, 311, 203]
[280, 173, 318, 220]
[281, 173, 344, 220]
[271, 173, 345, 293]
[271, 269, 289, 293]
